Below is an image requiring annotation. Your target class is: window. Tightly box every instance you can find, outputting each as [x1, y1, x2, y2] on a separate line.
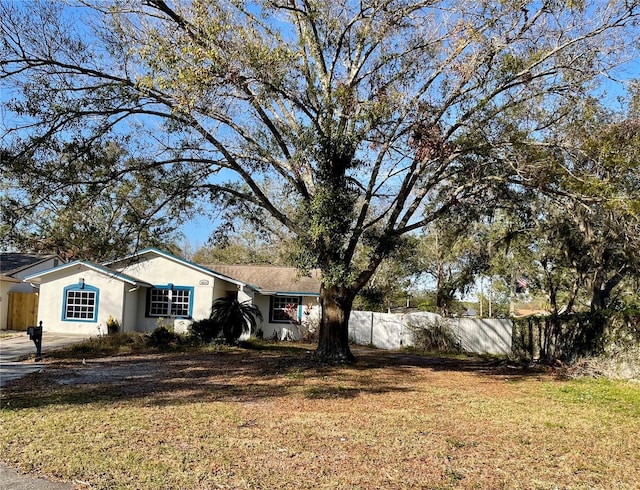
[146, 285, 193, 318]
[62, 283, 99, 322]
[270, 296, 301, 323]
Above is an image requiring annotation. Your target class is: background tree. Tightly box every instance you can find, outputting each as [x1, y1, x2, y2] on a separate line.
[1, 141, 186, 261]
[415, 218, 495, 316]
[496, 108, 640, 315]
[2, 0, 638, 360]
[353, 235, 420, 313]
[550, 115, 640, 312]
[192, 221, 298, 266]
[478, 95, 640, 318]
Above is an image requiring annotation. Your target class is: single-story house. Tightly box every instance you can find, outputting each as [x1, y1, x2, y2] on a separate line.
[204, 263, 322, 340]
[1, 253, 64, 330]
[23, 248, 321, 339]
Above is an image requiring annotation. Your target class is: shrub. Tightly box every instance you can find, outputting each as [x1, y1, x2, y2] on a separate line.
[512, 311, 640, 364]
[190, 298, 263, 345]
[190, 318, 222, 343]
[49, 333, 147, 358]
[561, 345, 640, 380]
[147, 326, 180, 349]
[106, 316, 120, 335]
[209, 297, 263, 345]
[408, 318, 461, 353]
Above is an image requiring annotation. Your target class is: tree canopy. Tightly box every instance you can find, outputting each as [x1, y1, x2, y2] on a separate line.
[2, 0, 639, 360]
[1, 141, 184, 261]
[496, 110, 640, 315]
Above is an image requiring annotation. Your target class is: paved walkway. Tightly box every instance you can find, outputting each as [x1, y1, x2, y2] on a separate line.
[0, 331, 90, 361]
[1, 331, 89, 489]
[0, 462, 76, 490]
[0, 331, 90, 387]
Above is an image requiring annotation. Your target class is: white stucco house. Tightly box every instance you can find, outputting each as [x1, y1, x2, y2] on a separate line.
[23, 248, 321, 339]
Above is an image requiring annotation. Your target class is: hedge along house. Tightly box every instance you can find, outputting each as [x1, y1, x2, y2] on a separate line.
[23, 249, 255, 336]
[23, 248, 321, 339]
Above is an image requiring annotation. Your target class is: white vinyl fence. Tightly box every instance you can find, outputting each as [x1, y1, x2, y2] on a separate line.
[348, 311, 513, 355]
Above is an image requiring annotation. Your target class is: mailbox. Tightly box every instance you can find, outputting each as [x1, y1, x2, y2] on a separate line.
[27, 321, 43, 361]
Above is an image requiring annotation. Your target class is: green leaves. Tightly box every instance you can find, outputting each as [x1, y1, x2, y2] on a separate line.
[2, 0, 640, 357]
[209, 297, 263, 344]
[0, 142, 185, 260]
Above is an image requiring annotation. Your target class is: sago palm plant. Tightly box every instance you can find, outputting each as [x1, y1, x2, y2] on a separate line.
[209, 297, 263, 344]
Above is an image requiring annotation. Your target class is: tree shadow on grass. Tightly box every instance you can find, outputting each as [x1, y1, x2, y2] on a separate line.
[1, 344, 550, 410]
[350, 345, 553, 380]
[0, 347, 399, 409]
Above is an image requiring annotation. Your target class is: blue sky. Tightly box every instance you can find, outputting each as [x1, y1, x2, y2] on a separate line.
[181, 216, 215, 250]
[3, 0, 638, 255]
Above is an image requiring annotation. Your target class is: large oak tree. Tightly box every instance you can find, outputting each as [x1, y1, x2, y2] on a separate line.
[2, 0, 638, 360]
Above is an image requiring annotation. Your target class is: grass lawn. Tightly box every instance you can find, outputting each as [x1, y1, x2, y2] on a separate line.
[1, 339, 639, 489]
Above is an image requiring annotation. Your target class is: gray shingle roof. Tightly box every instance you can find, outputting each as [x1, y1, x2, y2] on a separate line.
[0, 253, 58, 276]
[203, 264, 321, 295]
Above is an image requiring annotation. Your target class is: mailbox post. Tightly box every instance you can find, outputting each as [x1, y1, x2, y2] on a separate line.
[27, 321, 43, 361]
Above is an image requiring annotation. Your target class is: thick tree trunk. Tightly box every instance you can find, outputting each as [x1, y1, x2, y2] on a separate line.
[315, 285, 355, 362]
[590, 268, 628, 313]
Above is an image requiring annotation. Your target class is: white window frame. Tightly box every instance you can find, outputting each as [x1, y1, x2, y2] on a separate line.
[270, 296, 301, 323]
[62, 283, 99, 322]
[146, 285, 193, 318]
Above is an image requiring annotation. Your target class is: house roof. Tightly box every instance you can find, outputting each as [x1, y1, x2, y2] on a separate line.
[17, 247, 319, 295]
[104, 248, 252, 290]
[23, 260, 153, 287]
[0, 273, 21, 284]
[0, 253, 59, 276]
[203, 264, 321, 296]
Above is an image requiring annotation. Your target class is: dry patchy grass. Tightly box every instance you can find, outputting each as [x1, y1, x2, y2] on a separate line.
[1, 344, 639, 489]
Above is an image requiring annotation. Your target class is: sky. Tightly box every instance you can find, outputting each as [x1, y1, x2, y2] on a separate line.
[180, 216, 215, 251]
[2, 0, 639, 257]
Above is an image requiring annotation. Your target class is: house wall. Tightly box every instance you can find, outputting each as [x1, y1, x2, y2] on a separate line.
[116, 255, 250, 333]
[13, 259, 61, 280]
[117, 255, 211, 332]
[35, 267, 127, 335]
[255, 295, 320, 340]
[121, 286, 142, 333]
[212, 279, 230, 303]
[238, 288, 254, 303]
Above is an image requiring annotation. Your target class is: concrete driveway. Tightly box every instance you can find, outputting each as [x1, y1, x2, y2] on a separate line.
[0, 331, 90, 387]
[0, 461, 76, 490]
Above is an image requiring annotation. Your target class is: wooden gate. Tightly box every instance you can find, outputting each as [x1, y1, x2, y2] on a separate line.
[7, 292, 39, 330]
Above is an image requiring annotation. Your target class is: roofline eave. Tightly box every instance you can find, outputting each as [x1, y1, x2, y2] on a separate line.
[258, 290, 321, 297]
[104, 247, 251, 290]
[23, 261, 152, 287]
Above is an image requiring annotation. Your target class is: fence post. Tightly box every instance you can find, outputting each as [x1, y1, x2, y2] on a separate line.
[370, 312, 374, 345]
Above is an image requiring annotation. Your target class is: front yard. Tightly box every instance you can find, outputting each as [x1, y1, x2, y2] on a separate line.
[1, 341, 639, 489]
